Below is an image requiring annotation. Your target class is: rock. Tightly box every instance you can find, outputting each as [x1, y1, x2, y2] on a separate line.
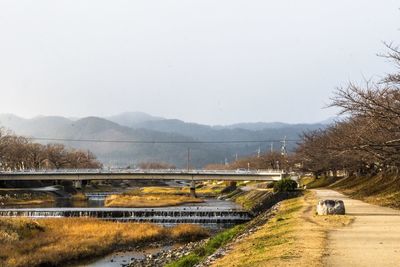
[317, 199, 345, 215]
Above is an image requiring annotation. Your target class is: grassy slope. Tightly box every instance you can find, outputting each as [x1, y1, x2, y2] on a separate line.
[301, 176, 341, 189]
[332, 174, 400, 209]
[300, 173, 400, 209]
[211, 192, 352, 267]
[231, 190, 272, 211]
[164, 188, 273, 267]
[0, 218, 208, 267]
[166, 224, 246, 267]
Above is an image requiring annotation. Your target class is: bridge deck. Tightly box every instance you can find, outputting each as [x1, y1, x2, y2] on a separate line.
[0, 169, 284, 181]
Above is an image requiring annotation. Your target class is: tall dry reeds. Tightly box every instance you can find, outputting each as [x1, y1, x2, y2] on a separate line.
[0, 218, 209, 267]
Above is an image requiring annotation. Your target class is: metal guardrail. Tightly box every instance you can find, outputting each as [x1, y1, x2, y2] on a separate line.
[0, 168, 284, 175]
[0, 169, 285, 182]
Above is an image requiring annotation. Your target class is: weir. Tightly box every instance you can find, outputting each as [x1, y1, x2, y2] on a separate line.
[0, 207, 252, 224]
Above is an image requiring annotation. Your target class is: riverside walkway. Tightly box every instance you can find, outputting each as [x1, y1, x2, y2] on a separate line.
[315, 189, 400, 267]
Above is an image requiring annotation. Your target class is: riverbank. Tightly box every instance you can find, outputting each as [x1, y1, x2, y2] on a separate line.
[190, 191, 352, 267]
[0, 191, 54, 206]
[104, 184, 226, 208]
[157, 189, 298, 267]
[105, 194, 204, 208]
[0, 218, 209, 267]
[301, 174, 400, 209]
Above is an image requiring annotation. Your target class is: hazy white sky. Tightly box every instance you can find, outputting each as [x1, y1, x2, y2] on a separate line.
[0, 0, 398, 125]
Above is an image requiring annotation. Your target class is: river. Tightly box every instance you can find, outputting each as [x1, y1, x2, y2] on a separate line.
[0, 188, 249, 266]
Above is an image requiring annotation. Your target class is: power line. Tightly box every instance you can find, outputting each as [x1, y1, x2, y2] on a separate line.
[29, 137, 301, 144]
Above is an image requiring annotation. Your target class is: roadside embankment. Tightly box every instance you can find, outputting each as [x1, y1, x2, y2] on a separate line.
[164, 189, 303, 267]
[332, 174, 400, 209]
[301, 173, 400, 209]
[227, 189, 300, 215]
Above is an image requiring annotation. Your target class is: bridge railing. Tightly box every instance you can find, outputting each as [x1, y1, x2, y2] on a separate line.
[0, 168, 284, 175]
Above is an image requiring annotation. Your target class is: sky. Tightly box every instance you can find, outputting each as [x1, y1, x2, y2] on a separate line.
[0, 0, 399, 125]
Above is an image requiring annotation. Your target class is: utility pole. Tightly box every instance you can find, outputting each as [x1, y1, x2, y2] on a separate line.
[187, 147, 196, 197]
[281, 136, 287, 157]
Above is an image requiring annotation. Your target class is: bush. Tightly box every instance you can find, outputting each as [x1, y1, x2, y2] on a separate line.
[273, 179, 298, 193]
[266, 182, 276, 189]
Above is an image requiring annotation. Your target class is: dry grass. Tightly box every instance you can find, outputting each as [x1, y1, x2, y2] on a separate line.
[105, 194, 204, 207]
[232, 190, 273, 211]
[103, 185, 224, 208]
[332, 174, 400, 209]
[71, 192, 88, 201]
[299, 176, 315, 187]
[141, 185, 224, 196]
[169, 224, 210, 242]
[0, 192, 54, 206]
[211, 192, 352, 267]
[0, 218, 209, 267]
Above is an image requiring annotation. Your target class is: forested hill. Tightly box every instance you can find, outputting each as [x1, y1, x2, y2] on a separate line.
[0, 113, 329, 168]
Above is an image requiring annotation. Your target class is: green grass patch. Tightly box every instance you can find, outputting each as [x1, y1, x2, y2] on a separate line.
[231, 190, 273, 212]
[166, 224, 246, 267]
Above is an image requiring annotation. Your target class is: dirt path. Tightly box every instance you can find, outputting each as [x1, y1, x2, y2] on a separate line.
[314, 189, 400, 267]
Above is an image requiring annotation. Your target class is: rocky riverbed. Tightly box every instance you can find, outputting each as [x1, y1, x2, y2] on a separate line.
[125, 203, 281, 267]
[128, 239, 208, 267]
[196, 203, 280, 266]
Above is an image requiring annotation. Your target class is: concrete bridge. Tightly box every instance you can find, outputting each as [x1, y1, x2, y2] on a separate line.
[0, 169, 284, 182]
[0, 169, 284, 196]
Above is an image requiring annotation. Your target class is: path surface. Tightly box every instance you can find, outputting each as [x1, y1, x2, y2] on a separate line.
[314, 189, 400, 267]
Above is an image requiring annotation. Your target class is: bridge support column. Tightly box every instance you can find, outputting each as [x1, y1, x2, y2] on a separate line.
[73, 180, 82, 189]
[190, 180, 196, 198]
[229, 181, 237, 190]
[82, 180, 89, 189]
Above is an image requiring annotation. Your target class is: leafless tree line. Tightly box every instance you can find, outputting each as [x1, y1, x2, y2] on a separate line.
[137, 161, 176, 169]
[0, 128, 102, 170]
[295, 44, 400, 178]
[205, 151, 289, 171]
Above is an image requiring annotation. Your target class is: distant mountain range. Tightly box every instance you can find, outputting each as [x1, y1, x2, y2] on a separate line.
[0, 112, 332, 168]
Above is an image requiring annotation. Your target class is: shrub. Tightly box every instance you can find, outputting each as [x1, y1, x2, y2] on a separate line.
[273, 179, 298, 193]
[266, 182, 276, 189]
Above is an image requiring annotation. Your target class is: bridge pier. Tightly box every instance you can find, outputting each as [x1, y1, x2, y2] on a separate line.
[73, 180, 82, 189]
[190, 180, 196, 198]
[229, 181, 237, 190]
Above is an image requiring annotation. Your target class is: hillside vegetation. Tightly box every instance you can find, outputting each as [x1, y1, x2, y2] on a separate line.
[0, 113, 325, 168]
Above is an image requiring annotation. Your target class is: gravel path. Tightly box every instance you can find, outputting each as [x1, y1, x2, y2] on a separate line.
[314, 189, 400, 267]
